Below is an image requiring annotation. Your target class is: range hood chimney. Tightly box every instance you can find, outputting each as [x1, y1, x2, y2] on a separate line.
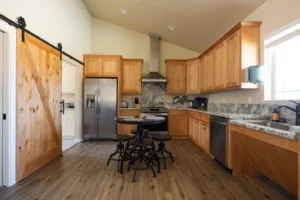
[142, 33, 167, 82]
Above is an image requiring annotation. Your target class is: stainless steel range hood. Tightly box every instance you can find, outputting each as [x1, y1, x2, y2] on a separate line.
[142, 33, 167, 82]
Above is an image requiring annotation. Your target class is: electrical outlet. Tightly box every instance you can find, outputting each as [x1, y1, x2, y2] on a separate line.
[222, 98, 226, 103]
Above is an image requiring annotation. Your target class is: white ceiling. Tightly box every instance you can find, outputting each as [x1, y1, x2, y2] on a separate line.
[83, 0, 266, 53]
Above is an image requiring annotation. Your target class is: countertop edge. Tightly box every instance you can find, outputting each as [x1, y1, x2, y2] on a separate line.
[229, 120, 298, 140]
[119, 108, 141, 110]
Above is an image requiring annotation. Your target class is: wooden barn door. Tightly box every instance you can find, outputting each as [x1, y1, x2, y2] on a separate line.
[16, 30, 62, 181]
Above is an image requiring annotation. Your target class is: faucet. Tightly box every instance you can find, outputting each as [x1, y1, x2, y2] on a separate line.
[277, 100, 300, 125]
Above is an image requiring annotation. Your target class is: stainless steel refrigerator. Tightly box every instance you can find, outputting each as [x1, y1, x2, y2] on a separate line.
[84, 78, 117, 140]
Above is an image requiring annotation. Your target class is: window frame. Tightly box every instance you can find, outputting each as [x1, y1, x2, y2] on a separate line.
[264, 18, 300, 102]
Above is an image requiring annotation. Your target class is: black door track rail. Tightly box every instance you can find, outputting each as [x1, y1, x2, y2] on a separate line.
[0, 13, 84, 66]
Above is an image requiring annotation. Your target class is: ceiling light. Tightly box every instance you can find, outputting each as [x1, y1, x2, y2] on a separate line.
[136, 0, 141, 3]
[120, 9, 127, 14]
[168, 26, 175, 31]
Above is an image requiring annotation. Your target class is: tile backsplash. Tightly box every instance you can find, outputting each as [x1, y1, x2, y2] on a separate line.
[141, 82, 166, 107]
[122, 83, 297, 125]
[207, 103, 296, 124]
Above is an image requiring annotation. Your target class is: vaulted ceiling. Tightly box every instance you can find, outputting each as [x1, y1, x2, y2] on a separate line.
[83, 0, 266, 53]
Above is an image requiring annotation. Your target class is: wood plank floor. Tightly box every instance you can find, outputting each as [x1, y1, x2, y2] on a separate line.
[0, 140, 297, 200]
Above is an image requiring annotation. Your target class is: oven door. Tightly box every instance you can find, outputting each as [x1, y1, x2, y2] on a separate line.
[143, 113, 168, 135]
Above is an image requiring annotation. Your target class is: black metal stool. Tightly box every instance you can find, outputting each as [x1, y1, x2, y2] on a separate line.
[152, 135, 174, 169]
[121, 138, 160, 182]
[107, 135, 132, 171]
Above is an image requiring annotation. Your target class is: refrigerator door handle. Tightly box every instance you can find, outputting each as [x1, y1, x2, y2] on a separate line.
[98, 88, 101, 113]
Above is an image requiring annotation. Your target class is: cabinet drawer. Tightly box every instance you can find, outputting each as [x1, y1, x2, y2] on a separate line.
[201, 113, 210, 123]
[168, 110, 188, 116]
[119, 110, 141, 116]
[189, 111, 201, 120]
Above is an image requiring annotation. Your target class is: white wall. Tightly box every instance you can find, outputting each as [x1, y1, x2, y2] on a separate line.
[92, 18, 199, 76]
[206, 0, 300, 104]
[0, 0, 92, 140]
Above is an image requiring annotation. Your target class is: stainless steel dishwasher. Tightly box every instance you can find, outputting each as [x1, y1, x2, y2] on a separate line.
[210, 116, 228, 167]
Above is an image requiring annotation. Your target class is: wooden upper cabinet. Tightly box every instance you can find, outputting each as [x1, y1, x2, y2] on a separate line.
[122, 59, 142, 94]
[83, 55, 121, 77]
[200, 53, 214, 93]
[199, 57, 207, 93]
[213, 42, 226, 90]
[166, 60, 186, 94]
[198, 21, 261, 94]
[206, 52, 215, 92]
[225, 30, 241, 88]
[84, 57, 101, 76]
[186, 59, 200, 94]
[101, 57, 120, 76]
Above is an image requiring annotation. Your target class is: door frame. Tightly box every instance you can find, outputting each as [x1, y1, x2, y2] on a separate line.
[0, 20, 17, 187]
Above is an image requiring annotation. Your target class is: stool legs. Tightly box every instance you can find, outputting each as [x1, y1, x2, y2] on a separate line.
[107, 141, 124, 171]
[156, 141, 174, 169]
[151, 142, 161, 173]
[120, 141, 130, 174]
[132, 147, 156, 182]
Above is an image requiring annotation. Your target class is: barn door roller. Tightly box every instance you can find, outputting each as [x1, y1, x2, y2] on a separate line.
[17, 16, 26, 42]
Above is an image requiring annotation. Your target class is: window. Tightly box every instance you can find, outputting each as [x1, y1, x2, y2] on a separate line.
[264, 19, 300, 101]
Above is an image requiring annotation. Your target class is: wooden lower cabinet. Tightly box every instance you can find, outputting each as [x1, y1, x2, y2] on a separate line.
[168, 110, 189, 138]
[188, 117, 194, 141]
[199, 122, 210, 153]
[188, 111, 211, 156]
[118, 110, 141, 135]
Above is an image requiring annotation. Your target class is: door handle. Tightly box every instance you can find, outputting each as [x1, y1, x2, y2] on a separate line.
[98, 88, 101, 113]
[60, 100, 65, 115]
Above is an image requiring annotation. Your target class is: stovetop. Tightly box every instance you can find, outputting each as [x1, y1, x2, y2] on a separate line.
[141, 107, 168, 113]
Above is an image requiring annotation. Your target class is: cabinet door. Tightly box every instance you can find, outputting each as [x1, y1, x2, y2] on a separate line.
[166, 61, 186, 94]
[122, 60, 142, 94]
[168, 115, 188, 137]
[199, 57, 207, 93]
[225, 30, 241, 88]
[189, 117, 197, 141]
[206, 52, 215, 91]
[101, 57, 120, 77]
[119, 124, 137, 135]
[213, 42, 226, 90]
[84, 57, 101, 76]
[118, 110, 141, 135]
[199, 122, 210, 153]
[194, 119, 201, 146]
[186, 60, 200, 94]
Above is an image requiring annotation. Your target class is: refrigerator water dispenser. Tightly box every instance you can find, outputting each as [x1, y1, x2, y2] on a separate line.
[86, 94, 96, 108]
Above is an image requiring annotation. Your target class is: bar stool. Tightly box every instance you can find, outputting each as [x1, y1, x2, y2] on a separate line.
[107, 135, 132, 171]
[121, 138, 160, 182]
[152, 135, 174, 169]
[130, 129, 149, 136]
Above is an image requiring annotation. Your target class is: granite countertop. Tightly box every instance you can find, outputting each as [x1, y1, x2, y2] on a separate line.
[168, 107, 300, 140]
[168, 108, 269, 120]
[230, 120, 299, 140]
[119, 108, 141, 110]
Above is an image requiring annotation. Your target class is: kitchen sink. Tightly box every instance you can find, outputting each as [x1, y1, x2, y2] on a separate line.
[249, 121, 291, 131]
